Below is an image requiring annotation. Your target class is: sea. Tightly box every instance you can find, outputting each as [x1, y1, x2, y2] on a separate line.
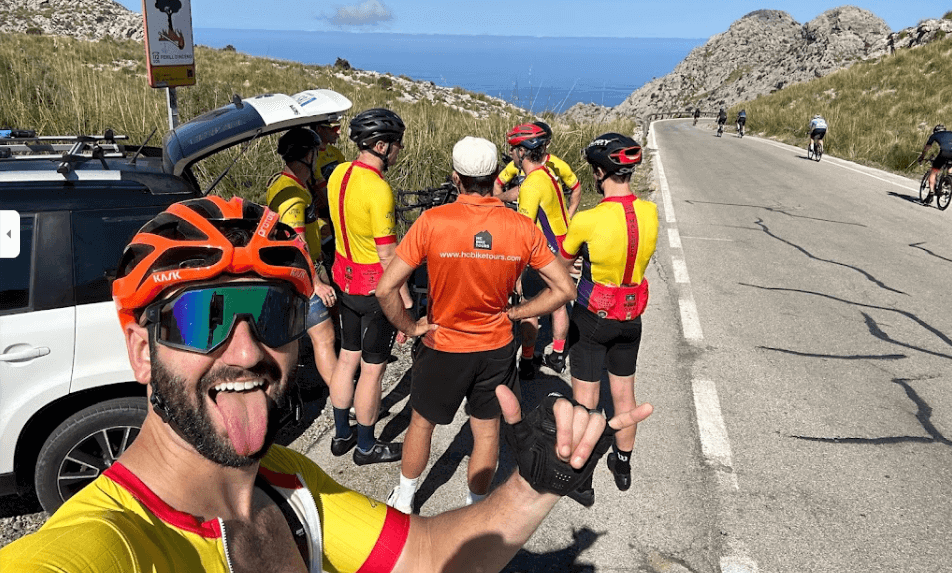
[194, 29, 704, 113]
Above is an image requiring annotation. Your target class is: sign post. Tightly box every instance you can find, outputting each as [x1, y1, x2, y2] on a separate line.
[141, 0, 196, 129]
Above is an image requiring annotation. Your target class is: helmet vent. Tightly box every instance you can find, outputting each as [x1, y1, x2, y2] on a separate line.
[151, 247, 223, 273]
[260, 246, 309, 270]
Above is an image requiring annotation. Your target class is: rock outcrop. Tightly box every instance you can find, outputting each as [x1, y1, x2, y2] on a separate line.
[585, 7, 890, 123]
[0, 0, 143, 42]
[866, 16, 952, 58]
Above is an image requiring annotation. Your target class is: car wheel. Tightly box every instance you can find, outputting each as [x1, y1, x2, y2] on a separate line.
[34, 397, 147, 512]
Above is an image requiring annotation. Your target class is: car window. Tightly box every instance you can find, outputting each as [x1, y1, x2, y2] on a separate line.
[72, 208, 160, 305]
[0, 214, 34, 312]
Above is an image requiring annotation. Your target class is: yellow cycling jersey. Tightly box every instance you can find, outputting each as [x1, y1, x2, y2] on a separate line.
[266, 171, 325, 263]
[560, 195, 658, 286]
[315, 145, 346, 188]
[496, 153, 580, 192]
[518, 164, 570, 252]
[328, 161, 397, 264]
[0, 445, 409, 573]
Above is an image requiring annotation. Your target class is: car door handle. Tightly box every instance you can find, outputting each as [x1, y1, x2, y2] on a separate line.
[0, 347, 52, 362]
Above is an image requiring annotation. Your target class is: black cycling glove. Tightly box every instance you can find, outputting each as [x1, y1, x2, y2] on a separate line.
[505, 393, 614, 497]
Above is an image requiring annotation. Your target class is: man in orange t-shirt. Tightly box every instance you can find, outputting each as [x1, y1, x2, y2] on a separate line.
[376, 137, 576, 513]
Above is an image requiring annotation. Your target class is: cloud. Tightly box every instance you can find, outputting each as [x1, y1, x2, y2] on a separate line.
[324, 0, 394, 27]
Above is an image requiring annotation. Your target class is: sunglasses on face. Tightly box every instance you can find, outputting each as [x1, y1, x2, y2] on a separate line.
[143, 283, 308, 354]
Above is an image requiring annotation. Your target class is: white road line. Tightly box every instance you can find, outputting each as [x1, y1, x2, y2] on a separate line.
[692, 379, 739, 491]
[672, 257, 690, 284]
[678, 296, 704, 341]
[668, 227, 682, 249]
[652, 120, 756, 572]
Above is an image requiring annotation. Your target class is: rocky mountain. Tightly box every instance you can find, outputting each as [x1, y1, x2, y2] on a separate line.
[866, 15, 952, 58]
[595, 7, 890, 122]
[0, 0, 142, 42]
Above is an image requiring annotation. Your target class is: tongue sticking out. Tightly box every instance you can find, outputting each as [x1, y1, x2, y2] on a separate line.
[215, 389, 269, 456]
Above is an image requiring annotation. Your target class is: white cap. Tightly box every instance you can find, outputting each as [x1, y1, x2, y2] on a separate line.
[452, 136, 498, 177]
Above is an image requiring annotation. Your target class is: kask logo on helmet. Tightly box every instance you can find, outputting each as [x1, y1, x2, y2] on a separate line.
[153, 270, 182, 284]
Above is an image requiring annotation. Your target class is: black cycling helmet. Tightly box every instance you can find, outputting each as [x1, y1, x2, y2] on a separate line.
[277, 127, 321, 163]
[934, 124, 946, 134]
[583, 133, 642, 177]
[533, 121, 553, 141]
[348, 108, 405, 149]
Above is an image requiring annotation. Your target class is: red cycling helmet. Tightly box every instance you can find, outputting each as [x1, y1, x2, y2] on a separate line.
[506, 123, 548, 149]
[113, 196, 315, 328]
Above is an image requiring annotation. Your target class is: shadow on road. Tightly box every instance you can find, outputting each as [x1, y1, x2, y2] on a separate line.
[888, 191, 926, 206]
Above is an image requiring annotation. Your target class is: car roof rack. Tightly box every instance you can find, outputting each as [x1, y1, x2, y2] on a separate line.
[0, 129, 131, 175]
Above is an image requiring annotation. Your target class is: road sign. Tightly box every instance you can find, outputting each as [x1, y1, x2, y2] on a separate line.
[142, 0, 195, 88]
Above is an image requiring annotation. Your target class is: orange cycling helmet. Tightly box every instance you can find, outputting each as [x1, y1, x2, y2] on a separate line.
[113, 196, 315, 329]
[506, 123, 548, 149]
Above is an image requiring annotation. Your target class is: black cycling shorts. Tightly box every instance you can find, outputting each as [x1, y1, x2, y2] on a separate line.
[568, 305, 642, 382]
[811, 129, 826, 140]
[931, 150, 952, 170]
[737, 117, 746, 126]
[410, 340, 519, 425]
[337, 290, 396, 365]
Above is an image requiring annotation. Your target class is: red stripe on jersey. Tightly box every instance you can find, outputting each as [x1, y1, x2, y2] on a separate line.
[622, 199, 640, 285]
[374, 235, 397, 246]
[105, 463, 222, 538]
[356, 506, 411, 573]
[338, 163, 357, 260]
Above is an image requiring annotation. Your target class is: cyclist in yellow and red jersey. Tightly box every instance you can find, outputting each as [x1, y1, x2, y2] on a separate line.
[1, 195, 655, 572]
[493, 121, 583, 218]
[560, 133, 658, 506]
[266, 127, 338, 395]
[327, 108, 412, 466]
[507, 123, 572, 378]
[310, 116, 347, 270]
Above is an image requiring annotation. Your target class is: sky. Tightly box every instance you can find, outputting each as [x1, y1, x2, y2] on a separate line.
[117, 1, 947, 38]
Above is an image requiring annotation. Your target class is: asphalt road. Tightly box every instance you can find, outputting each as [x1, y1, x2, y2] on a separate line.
[646, 119, 952, 573]
[4, 120, 950, 572]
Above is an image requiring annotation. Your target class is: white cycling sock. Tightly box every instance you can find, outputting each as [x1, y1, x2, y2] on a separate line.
[465, 490, 487, 506]
[394, 474, 418, 506]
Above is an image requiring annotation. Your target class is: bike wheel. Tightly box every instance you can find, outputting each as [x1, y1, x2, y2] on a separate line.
[807, 143, 814, 160]
[919, 172, 932, 204]
[937, 175, 952, 211]
[815, 141, 823, 162]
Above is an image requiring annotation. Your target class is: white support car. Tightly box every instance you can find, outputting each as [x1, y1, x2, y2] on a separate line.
[0, 89, 351, 511]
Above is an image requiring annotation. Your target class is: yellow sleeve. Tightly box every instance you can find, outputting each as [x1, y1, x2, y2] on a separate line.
[0, 515, 151, 573]
[548, 154, 580, 191]
[560, 210, 591, 258]
[369, 180, 397, 241]
[517, 177, 543, 223]
[268, 185, 308, 234]
[496, 161, 519, 186]
[633, 200, 659, 283]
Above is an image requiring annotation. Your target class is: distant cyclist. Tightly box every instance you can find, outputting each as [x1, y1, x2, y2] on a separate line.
[917, 124, 952, 200]
[809, 114, 828, 153]
[716, 108, 727, 135]
[693, 108, 701, 126]
[735, 109, 747, 136]
[494, 121, 583, 218]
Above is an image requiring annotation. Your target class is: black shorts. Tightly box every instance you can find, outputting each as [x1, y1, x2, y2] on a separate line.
[931, 150, 952, 170]
[737, 117, 746, 126]
[410, 340, 519, 425]
[569, 305, 642, 382]
[811, 129, 826, 140]
[337, 290, 396, 365]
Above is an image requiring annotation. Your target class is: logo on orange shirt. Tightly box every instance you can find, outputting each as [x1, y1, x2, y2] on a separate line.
[474, 231, 492, 251]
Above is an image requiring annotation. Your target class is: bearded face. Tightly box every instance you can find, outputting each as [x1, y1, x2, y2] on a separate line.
[148, 344, 296, 467]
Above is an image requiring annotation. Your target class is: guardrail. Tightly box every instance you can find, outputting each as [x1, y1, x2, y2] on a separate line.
[642, 111, 718, 142]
